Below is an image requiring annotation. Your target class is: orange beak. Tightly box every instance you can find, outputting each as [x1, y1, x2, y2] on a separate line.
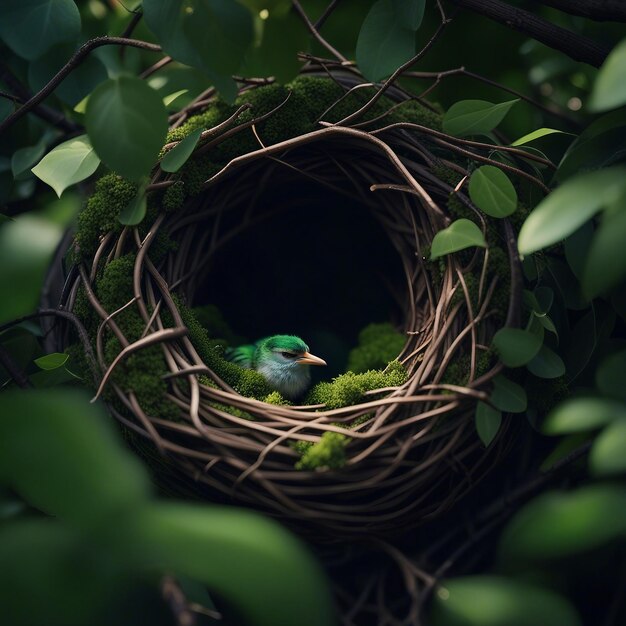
[297, 351, 327, 366]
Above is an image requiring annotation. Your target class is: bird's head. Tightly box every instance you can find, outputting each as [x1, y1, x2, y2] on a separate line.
[253, 335, 327, 400]
[258, 335, 327, 369]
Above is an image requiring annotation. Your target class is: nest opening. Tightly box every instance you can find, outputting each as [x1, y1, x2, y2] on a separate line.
[186, 177, 406, 377]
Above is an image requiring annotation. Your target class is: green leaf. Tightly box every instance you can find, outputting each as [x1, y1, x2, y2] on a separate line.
[0, 389, 150, 522]
[564, 221, 594, 281]
[491, 375, 527, 413]
[518, 166, 626, 255]
[85, 77, 168, 181]
[557, 109, 626, 182]
[511, 127, 569, 146]
[132, 503, 336, 626]
[542, 397, 626, 434]
[430, 219, 486, 259]
[475, 401, 502, 446]
[596, 350, 626, 402]
[161, 128, 203, 173]
[589, 38, 626, 112]
[0, 0, 81, 60]
[498, 486, 626, 562]
[468, 166, 517, 218]
[590, 419, 626, 476]
[527, 345, 565, 379]
[163, 89, 189, 108]
[0, 98, 14, 122]
[430, 576, 582, 626]
[442, 99, 518, 137]
[34, 352, 69, 371]
[492, 328, 542, 367]
[11, 141, 47, 180]
[119, 184, 147, 226]
[143, 0, 253, 98]
[356, 0, 417, 82]
[393, 0, 425, 30]
[582, 201, 626, 298]
[31, 135, 100, 197]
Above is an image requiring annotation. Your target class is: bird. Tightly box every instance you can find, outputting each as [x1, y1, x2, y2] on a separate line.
[226, 334, 327, 400]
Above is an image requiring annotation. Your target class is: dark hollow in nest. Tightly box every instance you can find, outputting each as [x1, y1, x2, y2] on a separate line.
[54, 73, 521, 542]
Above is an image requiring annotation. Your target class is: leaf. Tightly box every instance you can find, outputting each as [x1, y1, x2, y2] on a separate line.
[85, 77, 168, 181]
[589, 38, 626, 112]
[34, 352, 69, 370]
[564, 221, 594, 281]
[393, 0, 425, 30]
[517, 166, 626, 256]
[0, 389, 150, 523]
[161, 128, 203, 173]
[11, 141, 47, 180]
[475, 401, 502, 446]
[442, 99, 518, 137]
[163, 89, 189, 108]
[132, 503, 336, 626]
[31, 135, 100, 197]
[498, 486, 626, 562]
[119, 185, 147, 226]
[356, 0, 417, 82]
[492, 328, 542, 367]
[542, 397, 626, 434]
[430, 219, 486, 259]
[430, 576, 582, 626]
[143, 0, 253, 98]
[596, 350, 626, 402]
[491, 375, 527, 413]
[582, 202, 626, 298]
[0, 0, 81, 60]
[468, 166, 517, 218]
[527, 345, 565, 379]
[590, 419, 626, 477]
[511, 127, 569, 146]
[557, 109, 626, 182]
[0, 98, 13, 122]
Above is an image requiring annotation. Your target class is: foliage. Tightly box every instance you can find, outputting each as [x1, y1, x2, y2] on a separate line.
[1, 1, 626, 625]
[346, 322, 405, 373]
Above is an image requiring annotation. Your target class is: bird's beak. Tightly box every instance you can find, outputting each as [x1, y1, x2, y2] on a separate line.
[298, 351, 327, 366]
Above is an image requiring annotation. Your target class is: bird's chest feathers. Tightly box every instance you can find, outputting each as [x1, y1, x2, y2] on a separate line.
[256, 361, 311, 399]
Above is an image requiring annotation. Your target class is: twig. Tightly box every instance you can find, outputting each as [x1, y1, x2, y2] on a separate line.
[314, 0, 343, 30]
[0, 37, 162, 135]
[292, 0, 348, 63]
[160, 576, 196, 626]
[447, 0, 610, 67]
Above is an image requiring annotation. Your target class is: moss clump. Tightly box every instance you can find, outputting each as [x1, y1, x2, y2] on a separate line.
[191, 304, 244, 347]
[162, 180, 186, 212]
[76, 174, 136, 258]
[264, 391, 290, 405]
[306, 360, 408, 409]
[295, 431, 348, 471]
[347, 322, 405, 373]
[441, 350, 493, 386]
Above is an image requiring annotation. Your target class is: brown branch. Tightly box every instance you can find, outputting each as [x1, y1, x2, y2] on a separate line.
[119, 8, 144, 60]
[530, 0, 626, 22]
[292, 0, 348, 63]
[446, 0, 610, 67]
[0, 37, 162, 135]
[314, 0, 343, 30]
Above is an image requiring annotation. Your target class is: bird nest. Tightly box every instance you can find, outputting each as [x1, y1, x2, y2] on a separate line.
[57, 68, 523, 541]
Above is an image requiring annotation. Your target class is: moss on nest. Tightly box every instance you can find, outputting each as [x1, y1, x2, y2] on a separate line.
[295, 432, 348, 471]
[347, 322, 405, 373]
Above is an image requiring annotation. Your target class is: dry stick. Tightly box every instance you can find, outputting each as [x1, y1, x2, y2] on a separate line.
[447, 0, 610, 67]
[314, 0, 343, 29]
[292, 0, 348, 63]
[118, 8, 143, 60]
[0, 37, 162, 135]
[140, 55, 173, 79]
[333, 18, 451, 128]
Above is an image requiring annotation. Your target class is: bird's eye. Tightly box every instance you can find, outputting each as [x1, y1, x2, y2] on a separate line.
[281, 352, 296, 359]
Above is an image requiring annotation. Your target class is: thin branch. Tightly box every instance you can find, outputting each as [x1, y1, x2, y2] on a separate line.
[447, 0, 610, 67]
[314, 0, 343, 30]
[530, 0, 626, 22]
[0, 37, 162, 135]
[292, 0, 348, 63]
[119, 8, 144, 60]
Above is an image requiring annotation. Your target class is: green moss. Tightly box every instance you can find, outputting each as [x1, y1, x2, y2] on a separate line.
[347, 322, 406, 373]
[441, 350, 493, 386]
[76, 174, 136, 258]
[264, 391, 290, 405]
[191, 304, 244, 347]
[295, 431, 348, 471]
[306, 360, 408, 409]
[162, 180, 186, 212]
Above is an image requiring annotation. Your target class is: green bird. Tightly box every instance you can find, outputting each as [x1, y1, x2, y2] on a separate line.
[226, 335, 327, 400]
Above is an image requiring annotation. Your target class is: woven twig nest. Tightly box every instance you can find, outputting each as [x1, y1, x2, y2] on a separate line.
[59, 67, 522, 541]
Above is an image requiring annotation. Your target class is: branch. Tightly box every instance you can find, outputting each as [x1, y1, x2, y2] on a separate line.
[0, 37, 162, 135]
[530, 0, 626, 22]
[0, 62, 79, 133]
[292, 0, 348, 63]
[446, 0, 610, 67]
[314, 0, 343, 30]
